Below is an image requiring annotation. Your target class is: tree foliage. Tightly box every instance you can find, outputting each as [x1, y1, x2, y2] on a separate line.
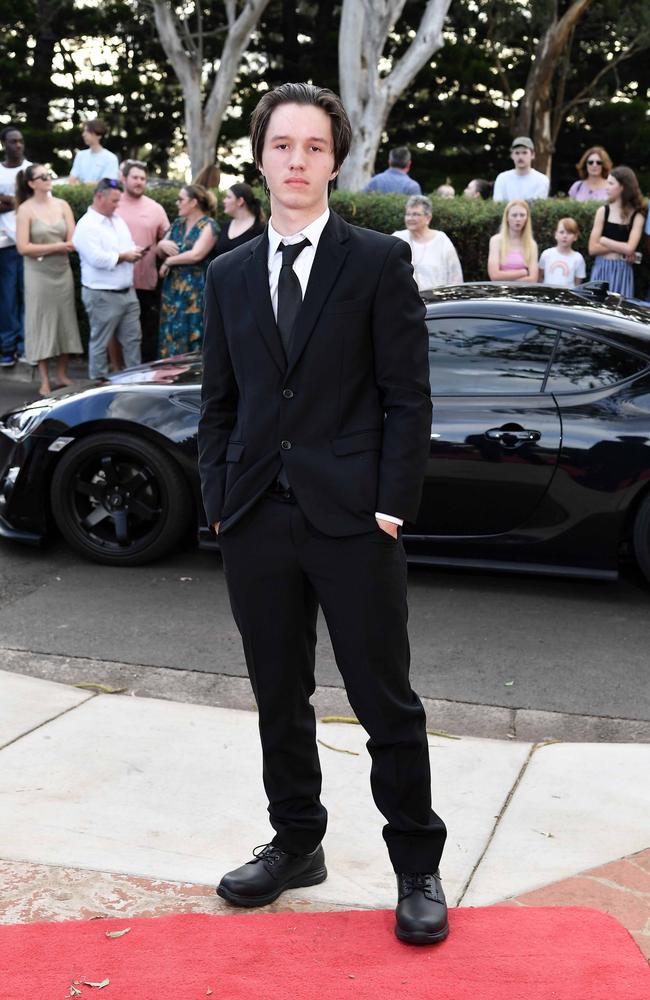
[1, 0, 649, 191]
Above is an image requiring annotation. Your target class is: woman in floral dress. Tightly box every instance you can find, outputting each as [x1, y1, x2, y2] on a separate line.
[157, 184, 219, 357]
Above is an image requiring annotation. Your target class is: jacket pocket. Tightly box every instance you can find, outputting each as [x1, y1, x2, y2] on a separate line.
[332, 430, 382, 456]
[322, 296, 370, 316]
[226, 441, 245, 462]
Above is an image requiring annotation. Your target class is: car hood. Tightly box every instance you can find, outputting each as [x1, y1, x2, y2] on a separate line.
[106, 353, 203, 386]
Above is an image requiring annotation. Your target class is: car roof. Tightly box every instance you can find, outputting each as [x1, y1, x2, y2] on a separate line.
[423, 283, 650, 354]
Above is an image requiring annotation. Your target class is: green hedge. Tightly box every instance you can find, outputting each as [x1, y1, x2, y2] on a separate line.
[52, 185, 648, 345]
[328, 192, 635, 287]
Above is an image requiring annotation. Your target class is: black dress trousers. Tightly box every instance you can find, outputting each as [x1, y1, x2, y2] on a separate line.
[218, 495, 447, 874]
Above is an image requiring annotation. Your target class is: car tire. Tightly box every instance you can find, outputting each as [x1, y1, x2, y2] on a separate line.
[50, 432, 193, 566]
[632, 494, 650, 585]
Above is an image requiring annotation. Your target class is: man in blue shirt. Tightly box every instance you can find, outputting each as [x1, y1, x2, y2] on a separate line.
[69, 118, 120, 185]
[364, 146, 422, 195]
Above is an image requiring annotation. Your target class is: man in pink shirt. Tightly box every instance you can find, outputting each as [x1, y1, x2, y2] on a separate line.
[117, 160, 170, 360]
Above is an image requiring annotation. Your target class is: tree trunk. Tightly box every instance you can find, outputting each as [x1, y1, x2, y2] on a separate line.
[152, 0, 272, 178]
[337, 0, 452, 191]
[27, 0, 71, 162]
[514, 0, 593, 175]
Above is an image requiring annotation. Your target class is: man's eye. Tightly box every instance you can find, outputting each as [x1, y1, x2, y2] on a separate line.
[275, 143, 288, 150]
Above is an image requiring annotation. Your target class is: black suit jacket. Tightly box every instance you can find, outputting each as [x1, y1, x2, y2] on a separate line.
[198, 210, 432, 535]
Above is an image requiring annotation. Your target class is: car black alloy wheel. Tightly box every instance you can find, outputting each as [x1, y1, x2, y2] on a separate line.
[50, 432, 193, 565]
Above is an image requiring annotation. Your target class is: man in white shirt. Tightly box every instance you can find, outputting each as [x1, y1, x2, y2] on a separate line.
[0, 126, 31, 366]
[73, 178, 145, 378]
[493, 136, 550, 202]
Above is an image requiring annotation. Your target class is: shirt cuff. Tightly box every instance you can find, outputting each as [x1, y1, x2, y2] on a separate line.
[375, 512, 403, 526]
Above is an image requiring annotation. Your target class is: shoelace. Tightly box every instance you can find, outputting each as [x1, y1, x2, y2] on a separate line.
[252, 843, 285, 869]
[400, 872, 442, 901]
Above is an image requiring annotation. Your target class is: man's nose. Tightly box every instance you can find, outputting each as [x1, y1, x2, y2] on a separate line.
[288, 148, 306, 168]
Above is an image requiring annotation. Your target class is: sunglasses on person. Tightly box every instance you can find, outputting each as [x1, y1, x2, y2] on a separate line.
[587, 158, 603, 166]
[32, 172, 53, 181]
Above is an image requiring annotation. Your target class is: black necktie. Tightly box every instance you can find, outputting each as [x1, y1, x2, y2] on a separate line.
[277, 238, 310, 356]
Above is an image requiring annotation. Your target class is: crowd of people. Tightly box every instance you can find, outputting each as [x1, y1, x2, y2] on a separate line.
[0, 120, 648, 396]
[369, 138, 648, 299]
[0, 120, 266, 395]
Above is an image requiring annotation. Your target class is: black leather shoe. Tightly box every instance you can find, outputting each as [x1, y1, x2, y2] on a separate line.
[395, 870, 449, 944]
[217, 843, 327, 907]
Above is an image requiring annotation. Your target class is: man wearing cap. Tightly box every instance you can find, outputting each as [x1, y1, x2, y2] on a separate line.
[493, 137, 550, 202]
[73, 178, 146, 379]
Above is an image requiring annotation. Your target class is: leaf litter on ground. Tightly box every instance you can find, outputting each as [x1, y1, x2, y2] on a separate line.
[74, 683, 127, 694]
[316, 738, 359, 756]
[320, 715, 460, 740]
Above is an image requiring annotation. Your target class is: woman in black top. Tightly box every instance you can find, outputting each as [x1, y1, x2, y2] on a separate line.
[213, 183, 265, 256]
[588, 165, 646, 297]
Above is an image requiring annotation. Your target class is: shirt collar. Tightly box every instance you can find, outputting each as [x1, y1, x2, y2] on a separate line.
[88, 206, 115, 224]
[268, 207, 330, 257]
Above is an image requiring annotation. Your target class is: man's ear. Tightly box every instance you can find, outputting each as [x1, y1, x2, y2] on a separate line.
[330, 167, 339, 181]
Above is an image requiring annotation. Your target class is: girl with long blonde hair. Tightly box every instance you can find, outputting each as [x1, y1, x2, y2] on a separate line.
[487, 199, 538, 282]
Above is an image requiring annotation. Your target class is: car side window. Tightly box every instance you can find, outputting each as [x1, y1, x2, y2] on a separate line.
[426, 317, 557, 394]
[545, 332, 649, 393]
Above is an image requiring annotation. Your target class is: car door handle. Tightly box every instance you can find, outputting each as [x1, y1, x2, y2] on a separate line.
[485, 427, 542, 444]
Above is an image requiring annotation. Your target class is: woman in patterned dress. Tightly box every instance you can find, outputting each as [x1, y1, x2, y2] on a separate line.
[157, 184, 219, 357]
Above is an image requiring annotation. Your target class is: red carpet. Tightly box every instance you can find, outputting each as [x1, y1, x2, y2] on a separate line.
[1, 907, 648, 1000]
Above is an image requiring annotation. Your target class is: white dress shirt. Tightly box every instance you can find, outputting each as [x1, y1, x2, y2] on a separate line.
[72, 206, 136, 289]
[267, 208, 330, 318]
[267, 208, 402, 527]
[0, 160, 32, 248]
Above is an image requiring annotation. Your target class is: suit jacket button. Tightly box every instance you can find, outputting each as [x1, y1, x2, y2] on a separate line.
[281, 440, 292, 450]
[282, 388, 294, 399]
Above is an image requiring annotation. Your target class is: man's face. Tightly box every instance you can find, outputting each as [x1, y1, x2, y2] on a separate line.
[2, 130, 25, 164]
[511, 146, 534, 172]
[124, 168, 147, 198]
[95, 189, 121, 217]
[260, 102, 338, 214]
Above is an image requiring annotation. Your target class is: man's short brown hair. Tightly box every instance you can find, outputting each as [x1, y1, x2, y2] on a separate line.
[84, 118, 109, 138]
[249, 82, 352, 173]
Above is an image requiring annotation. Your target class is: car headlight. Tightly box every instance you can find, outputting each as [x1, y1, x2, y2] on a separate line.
[0, 402, 53, 441]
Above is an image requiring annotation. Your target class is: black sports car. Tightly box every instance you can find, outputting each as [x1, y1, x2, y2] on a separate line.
[3, 282, 650, 583]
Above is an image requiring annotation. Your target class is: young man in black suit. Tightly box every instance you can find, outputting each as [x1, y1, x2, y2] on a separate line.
[198, 83, 448, 944]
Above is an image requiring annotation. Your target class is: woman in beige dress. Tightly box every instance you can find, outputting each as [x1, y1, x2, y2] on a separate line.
[15, 164, 82, 395]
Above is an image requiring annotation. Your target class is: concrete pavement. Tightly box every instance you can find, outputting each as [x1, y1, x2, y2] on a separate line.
[1, 668, 648, 961]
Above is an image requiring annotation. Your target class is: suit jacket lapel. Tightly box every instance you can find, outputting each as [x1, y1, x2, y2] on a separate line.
[243, 230, 286, 373]
[287, 212, 350, 375]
